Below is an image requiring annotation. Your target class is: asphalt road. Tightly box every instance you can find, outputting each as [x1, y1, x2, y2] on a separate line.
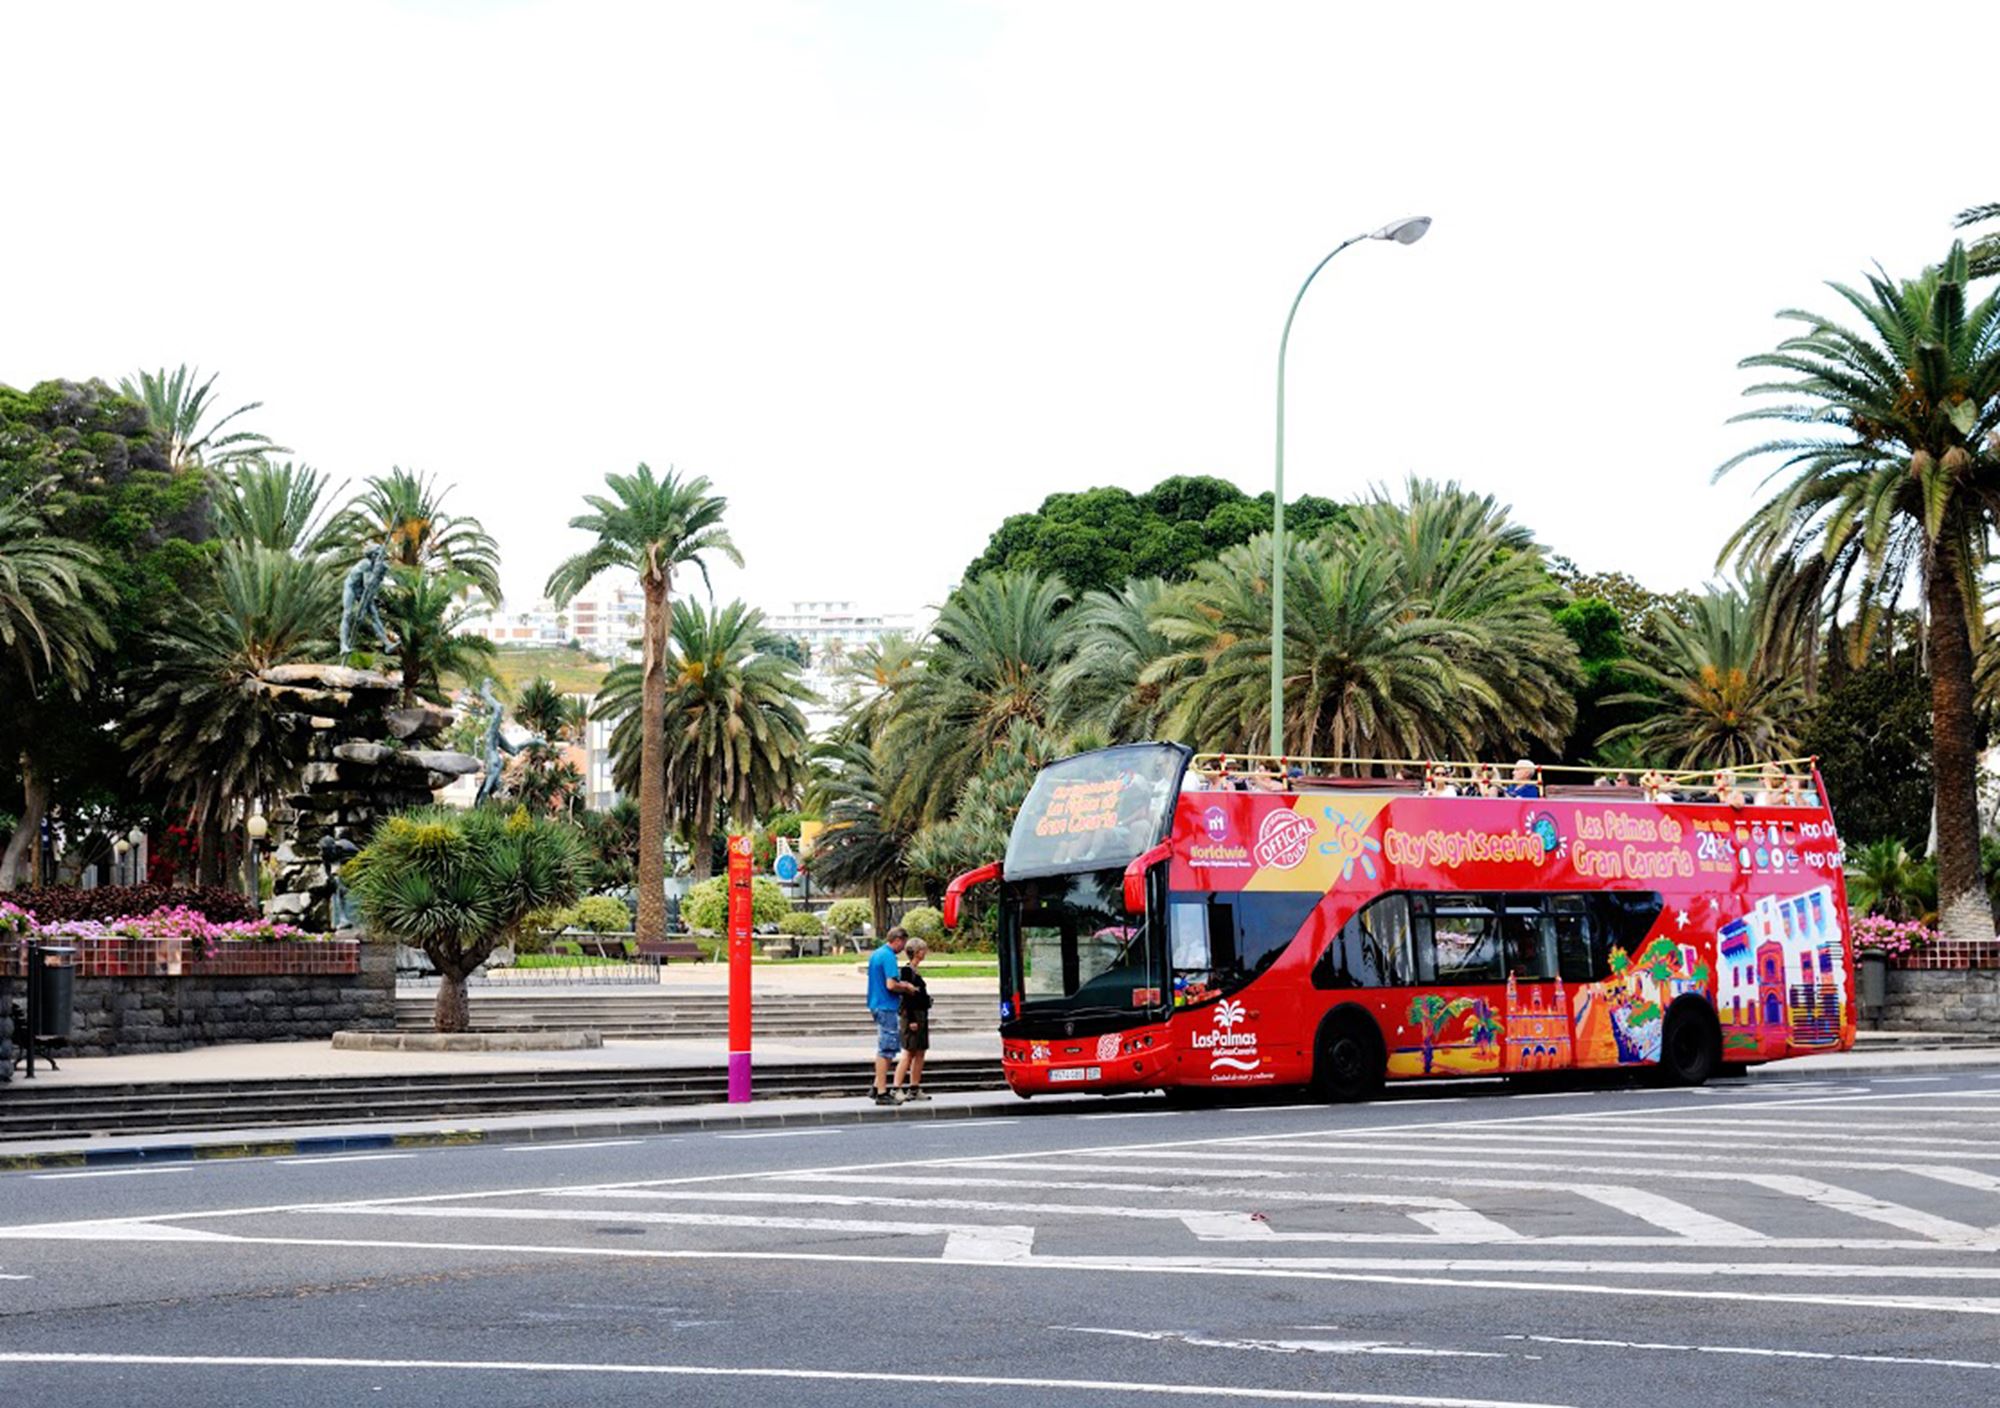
[4, 1067, 2000, 1407]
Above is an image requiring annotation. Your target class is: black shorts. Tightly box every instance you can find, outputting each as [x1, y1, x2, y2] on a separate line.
[899, 1013, 929, 1053]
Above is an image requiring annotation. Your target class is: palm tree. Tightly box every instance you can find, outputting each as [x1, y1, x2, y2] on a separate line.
[1051, 577, 1176, 741]
[880, 571, 1071, 825]
[328, 467, 503, 601]
[1340, 479, 1580, 756]
[212, 460, 343, 554]
[1150, 537, 1467, 761]
[1958, 203, 2000, 280]
[547, 464, 741, 938]
[119, 365, 286, 473]
[593, 599, 812, 880]
[808, 737, 914, 940]
[381, 566, 498, 708]
[121, 544, 339, 881]
[510, 676, 586, 816]
[1719, 243, 2000, 941]
[345, 805, 589, 1032]
[1597, 587, 1803, 768]
[0, 492, 115, 889]
[836, 632, 925, 749]
[1846, 838, 1936, 922]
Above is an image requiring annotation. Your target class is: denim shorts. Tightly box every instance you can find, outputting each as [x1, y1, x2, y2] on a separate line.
[873, 1008, 900, 1059]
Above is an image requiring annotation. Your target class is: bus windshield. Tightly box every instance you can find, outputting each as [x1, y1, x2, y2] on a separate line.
[1005, 743, 1188, 879]
[1000, 867, 1164, 1021]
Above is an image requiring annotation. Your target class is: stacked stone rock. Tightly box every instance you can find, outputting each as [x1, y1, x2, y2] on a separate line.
[261, 664, 483, 931]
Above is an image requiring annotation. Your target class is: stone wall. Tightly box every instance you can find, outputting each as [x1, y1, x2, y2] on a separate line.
[0, 975, 13, 1080]
[56, 943, 395, 1057]
[1876, 968, 2000, 1033]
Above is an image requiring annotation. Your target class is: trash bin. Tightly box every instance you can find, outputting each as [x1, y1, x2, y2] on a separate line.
[32, 945, 75, 1040]
[1858, 948, 1887, 1028]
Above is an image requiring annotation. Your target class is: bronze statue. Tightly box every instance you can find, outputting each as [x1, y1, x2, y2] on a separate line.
[340, 545, 391, 656]
[476, 679, 536, 804]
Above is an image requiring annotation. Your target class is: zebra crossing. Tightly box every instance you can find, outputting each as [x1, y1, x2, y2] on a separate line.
[6, 1081, 2000, 1317]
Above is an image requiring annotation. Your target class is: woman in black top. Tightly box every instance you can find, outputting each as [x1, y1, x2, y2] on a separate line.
[893, 937, 933, 1101]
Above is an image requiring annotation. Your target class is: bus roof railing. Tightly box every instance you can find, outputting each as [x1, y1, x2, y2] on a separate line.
[1187, 753, 1823, 803]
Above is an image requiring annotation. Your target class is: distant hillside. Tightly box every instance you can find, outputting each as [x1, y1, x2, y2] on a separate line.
[454, 645, 613, 698]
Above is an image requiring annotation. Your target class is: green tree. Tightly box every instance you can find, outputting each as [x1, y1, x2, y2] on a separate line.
[329, 467, 503, 601]
[345, 805, 589, 1032]
[381, 566, 498, 709]
[1720, 243, 2000, 941]
[682, 874, 789, 932]
[881, 571, 1071, 824]
[1846, 838, 1936, 922]
[1958, 203, 2000, 280]
[118, 365, 286, 473]
[807, 738, 913, 940]
[1598, 587, 1803, 768]
[212, 460, 341, 554]
[1050, 577, 1175, 741]
[903, 722, 1057, 929]
[548, 465, 740, 938]
[1801, 658, 1930, 851]
[510, 676, 586, 816]
[121, 545, 338, 878]
[593, 598, 810, 882]
[580, 796, 640, 891]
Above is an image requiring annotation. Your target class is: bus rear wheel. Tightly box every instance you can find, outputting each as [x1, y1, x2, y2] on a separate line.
[1660, 1004, 1721, 1087]
[1316, 1016, 1385, 1103]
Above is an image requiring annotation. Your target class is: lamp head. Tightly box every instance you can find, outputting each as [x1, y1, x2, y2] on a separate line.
[247, 814, 269, 841]
[127, 826, 145, 847]
[1371, 216, 1432, 245]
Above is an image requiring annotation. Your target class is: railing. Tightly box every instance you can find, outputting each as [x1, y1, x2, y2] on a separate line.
[1187, 753, 1824, 805]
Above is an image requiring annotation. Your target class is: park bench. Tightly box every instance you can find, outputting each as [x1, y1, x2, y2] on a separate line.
[574, 937, 633, 960]
[637, 940, 707, 965]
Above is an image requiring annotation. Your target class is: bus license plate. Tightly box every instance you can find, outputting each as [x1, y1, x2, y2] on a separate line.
[1049, 1067, 1100, 1083]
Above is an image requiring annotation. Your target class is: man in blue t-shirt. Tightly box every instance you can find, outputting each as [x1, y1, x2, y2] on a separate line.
[867, 927, 911, 1104]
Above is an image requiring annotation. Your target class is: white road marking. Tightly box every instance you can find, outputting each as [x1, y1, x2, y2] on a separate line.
[504, 1140, 645, 1153]
[1875, 1077, 1951, 1084]
[30, 1167, 190, 1181]
[315, 1202, 1035, 1246]
[1079, 1112, 1179, 1120]
[1511, 1333, 2000, 1372]
[0, 1352, 1574, 1407]
[0, 1273, 29, 1281]
[276, 1154, 418, 1167]
[1058, 1325, 1506, 1358]
[718, 1130, 845, 1140]
[1744, 1174, 1989, 1244]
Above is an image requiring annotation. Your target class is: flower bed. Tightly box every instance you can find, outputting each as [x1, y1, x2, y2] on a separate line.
[1850, 914, 2000, 971]
[1, 900, 353, 978]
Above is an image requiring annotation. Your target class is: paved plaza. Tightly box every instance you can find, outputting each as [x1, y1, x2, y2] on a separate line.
[4, 1067, 2000, 1405]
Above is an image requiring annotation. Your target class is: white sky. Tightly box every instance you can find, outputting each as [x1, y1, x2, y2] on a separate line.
[4, 0, 1994, 617]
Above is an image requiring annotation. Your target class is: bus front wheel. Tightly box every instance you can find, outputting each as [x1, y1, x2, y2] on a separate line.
[1316, 1016, 1385, 1103]
[1660, 1003, 1721, 1087]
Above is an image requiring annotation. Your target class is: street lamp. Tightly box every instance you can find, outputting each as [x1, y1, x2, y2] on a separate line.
[127, 826, 145, 886]
[1269, 216, 1432, 758]
[113, 837, 130, 887]
[246, 813, 268, 904]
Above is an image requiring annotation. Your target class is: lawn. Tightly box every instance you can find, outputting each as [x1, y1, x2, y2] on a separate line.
[456, 644, 614, 697]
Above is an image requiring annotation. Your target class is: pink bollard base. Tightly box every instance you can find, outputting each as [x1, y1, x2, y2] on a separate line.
[727, 1050, 752, 1103]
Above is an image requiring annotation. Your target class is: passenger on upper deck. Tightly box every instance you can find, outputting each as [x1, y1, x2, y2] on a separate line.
[1753, 762, 1795, 807]
[1640, 769, 1670, 802]
[1423, 763, 1459, 797]
[1712, 769, 1746, 807]
[1472, 763, 1501, 798]
[1504, 760, 1541, 799]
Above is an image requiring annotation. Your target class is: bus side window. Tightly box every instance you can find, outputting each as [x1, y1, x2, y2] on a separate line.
[1597, 891, 1665, 967]
[1501, 897, 1556, 980]
[1230, 892, 1320, 984]
[1316, 893, 1416, 989]
[1428, 894, 1504, 984]
[1552, 895, 1600, 982]
[1170, 900, 1211, 976]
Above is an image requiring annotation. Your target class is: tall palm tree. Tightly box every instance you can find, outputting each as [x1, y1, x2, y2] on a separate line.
[548, 464, 741, 938]
[328, 467, 503, 601]
[119, 365, 286, 473]
[1149, 537, 1467, 761]
[1051, 576, 1175, 741]
[1340, 479, 1580, 756]
[121, 544, 339, 881]
[880, 571, 1071, 825]
[212, 460, 343, 554]
[1597, 587, 1803, 768]
[0, 493, 115, 889]
[836, 632, 925, 749]
[592, 598, 812, 880]
[383, 566, 498, 708]
[1720, 243, 2000, 941]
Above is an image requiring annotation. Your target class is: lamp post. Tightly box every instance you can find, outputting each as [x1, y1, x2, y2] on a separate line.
[1269, 215, 1432, 758]
[246, 812, 269, 905]
[113, 837, 130, 886]
[128, 826, 145, 886]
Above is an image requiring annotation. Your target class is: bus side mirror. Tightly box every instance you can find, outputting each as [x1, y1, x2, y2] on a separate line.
[1122, 841, 1172, 914]
[943, 862, 1002, 929]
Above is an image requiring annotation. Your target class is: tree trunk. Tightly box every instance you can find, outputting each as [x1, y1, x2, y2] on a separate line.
[0, 754, 48, 890]
[433, 968, 471, 1033]
[1925, 545, 1993, 944]
[691, 818, 716, 881]
[870, 875, 891, 942]
[633, 567, 671, 943]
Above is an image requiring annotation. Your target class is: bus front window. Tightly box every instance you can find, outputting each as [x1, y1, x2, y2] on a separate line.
[1003, 868, 1160, 1019]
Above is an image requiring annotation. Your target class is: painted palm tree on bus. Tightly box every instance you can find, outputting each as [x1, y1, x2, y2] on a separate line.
[1406, 993, 1475, 1076]
[1719, 242, 2000, 941]
[548, 468, 739, 937]
[329, 467, 503, 602]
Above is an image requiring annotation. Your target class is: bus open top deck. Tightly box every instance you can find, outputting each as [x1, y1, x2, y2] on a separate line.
[945, 744, 1853, 1099]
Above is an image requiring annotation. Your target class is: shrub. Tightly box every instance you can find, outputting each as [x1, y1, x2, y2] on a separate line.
[1852, 913, 1937, 963]
[571, 895, 633, 932]
[683, 876, 791, 933]
[824, 898, 871, 937]
[777, 910, 825, 937]
[900, 905, 944, 944]
[9, 884, 260, 925]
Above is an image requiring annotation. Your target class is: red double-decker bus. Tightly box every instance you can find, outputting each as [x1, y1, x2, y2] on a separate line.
[944, 743, 1853, 1100]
